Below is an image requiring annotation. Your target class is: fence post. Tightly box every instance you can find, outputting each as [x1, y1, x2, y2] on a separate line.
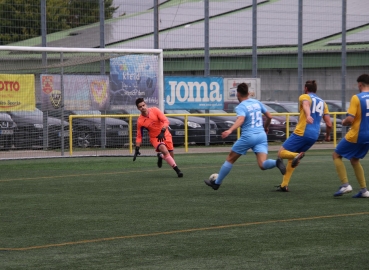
[298, 0, 303, 95]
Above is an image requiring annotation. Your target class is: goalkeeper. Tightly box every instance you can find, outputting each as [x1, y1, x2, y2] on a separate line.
[133, 98, 183, 178]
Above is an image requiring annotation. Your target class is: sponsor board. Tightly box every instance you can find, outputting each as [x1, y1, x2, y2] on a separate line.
[109, 55, 159, 110]
[164, 76, 223, 110]
[224, 78, 261, 101]
[41, 75, 109, 111]
[0, 74, 35, 111]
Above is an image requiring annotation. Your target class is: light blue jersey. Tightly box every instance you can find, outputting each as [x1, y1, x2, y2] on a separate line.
[235, 98, 267, 135]
[232, 99, 268, 155]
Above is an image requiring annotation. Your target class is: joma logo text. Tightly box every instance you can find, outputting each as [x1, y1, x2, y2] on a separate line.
[166, 81, 222, 105]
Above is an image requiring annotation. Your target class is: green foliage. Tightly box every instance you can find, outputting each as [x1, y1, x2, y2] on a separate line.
[0, 0, 117, 45]
[67, 0, 117, 27]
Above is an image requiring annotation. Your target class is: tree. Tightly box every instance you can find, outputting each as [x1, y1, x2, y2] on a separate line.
[67, 0, 117, 28]
[0, 0, 117, 45]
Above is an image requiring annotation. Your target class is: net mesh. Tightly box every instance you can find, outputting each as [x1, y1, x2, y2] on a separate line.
[0, 47, 163, 159]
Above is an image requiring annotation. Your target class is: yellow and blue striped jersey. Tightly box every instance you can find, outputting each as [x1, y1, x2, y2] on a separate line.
[345, 93, 369, 144]
[294, 93, 329, 140]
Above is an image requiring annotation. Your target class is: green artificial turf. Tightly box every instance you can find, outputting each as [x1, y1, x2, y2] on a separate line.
[1, 150, 368, 269]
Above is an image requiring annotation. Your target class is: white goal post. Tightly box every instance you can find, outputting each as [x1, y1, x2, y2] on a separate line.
[0, 46, 164, 159]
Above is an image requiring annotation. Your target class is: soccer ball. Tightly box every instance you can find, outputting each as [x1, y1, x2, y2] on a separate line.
[209, 173, 218, 181]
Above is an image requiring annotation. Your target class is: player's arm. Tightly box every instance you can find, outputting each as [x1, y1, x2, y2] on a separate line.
[155, 108, 170, 130]
[322, 102, 332, 141]
[134, 122, 143, 161]
[222, 116, 245, 138]
[135, 121, 143, 146]
[263, 111, 272, 134]
[342, 115, 354, 126]
[302, 100, 313, 124]
[323, 114, 332, 141]
[154, 108, 170, 142]
[343, 96, 358, 126]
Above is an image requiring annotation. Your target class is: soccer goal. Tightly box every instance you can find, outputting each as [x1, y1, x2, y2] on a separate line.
[0, 46, 163, 159]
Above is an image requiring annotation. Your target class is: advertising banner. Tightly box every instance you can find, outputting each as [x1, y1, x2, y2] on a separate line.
[0, 74, 35, 111]
[41, 74, 109, 111]
[164, 76, 223, 110]
[223, 78, 261, 101]
[109, 55, 159, 111]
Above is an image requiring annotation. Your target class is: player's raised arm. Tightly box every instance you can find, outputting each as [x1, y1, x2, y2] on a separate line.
[222, 116, 245, 139]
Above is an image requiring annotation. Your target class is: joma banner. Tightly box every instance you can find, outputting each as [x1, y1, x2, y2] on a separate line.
[164, 76, 224, 110]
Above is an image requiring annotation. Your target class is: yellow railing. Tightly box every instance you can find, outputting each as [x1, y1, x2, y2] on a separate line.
[68, 112, 347, 155]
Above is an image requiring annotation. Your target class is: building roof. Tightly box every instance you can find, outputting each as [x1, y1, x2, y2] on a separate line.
[4, 0, 369, 71]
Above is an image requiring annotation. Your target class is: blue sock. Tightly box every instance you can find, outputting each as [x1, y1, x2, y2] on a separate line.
[262, 159, 276, 170]
[215, 161, 233, 185]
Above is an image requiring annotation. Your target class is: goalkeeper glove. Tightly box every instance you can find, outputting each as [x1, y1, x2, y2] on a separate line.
[156, 127, 166, 142]
[133, 146, 141, 161]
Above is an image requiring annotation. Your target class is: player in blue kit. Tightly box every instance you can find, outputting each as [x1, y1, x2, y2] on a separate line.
[275, 80, 332, 192]
[333, 74, 369, 198]
[204, 83, 286, 190]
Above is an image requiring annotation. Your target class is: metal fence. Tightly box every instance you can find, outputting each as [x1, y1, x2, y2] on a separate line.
[0, 0, 368, 159]
[1, 0, 368, 102]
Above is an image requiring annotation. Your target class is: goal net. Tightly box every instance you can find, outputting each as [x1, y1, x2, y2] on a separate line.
[0, 46, 164, 159]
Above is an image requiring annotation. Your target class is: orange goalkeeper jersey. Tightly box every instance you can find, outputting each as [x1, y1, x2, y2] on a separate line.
[136, 107, 170, 144]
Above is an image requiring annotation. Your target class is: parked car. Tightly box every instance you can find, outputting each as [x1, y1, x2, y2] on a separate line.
[223, 101, 298, 142]
[57, 110, 129, 148]
[9, 108, 69, 149]
[262, 101, 342, 141]
[0, 113, 16, 150]
[189, 109, 237, 143]
[165, 109, 221, 144]
[106, 108, 185, 146]
[324, 100, 350, 119]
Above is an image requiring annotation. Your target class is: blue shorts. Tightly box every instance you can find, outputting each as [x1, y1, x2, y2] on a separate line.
[231, 132, 268, 155]
[282, 133, 316, 153]
[335, 138, 369, 159]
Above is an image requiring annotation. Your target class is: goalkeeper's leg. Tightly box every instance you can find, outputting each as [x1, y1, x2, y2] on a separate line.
[158, 145, 183, 177]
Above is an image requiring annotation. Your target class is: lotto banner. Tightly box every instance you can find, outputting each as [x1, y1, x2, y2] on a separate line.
[41, 75, 109, 111]
[164, 76, 224, 110]
[0, 74, 35, 111]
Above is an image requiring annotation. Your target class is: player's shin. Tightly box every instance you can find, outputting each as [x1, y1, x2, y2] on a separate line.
[163, 153, 176, 167]
[352, 162, 366, 188]
[281, 160, 295, 187]
[215, 161, 233, 185]
[163, 153, 183, 177]
[333, 158, 348, 184]
[262, 159, 276, 170]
